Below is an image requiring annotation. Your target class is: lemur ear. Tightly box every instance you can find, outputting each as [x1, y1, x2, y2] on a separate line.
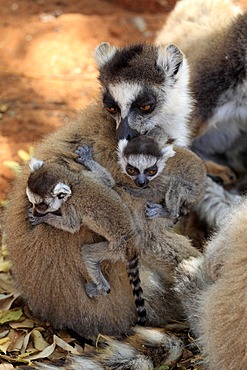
[161, 145, 176, 160]
[157, 44, 184, 77]
[29, 157, 44, 172]
[53, 183, 72, 198]
[94, 42, 118, 67]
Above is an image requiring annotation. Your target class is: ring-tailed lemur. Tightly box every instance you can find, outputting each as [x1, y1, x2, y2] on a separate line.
[175, 195, 247, 370]
[117, 135, 206, 222]
[94, 42, 193, 147]
[26, 145, 146, 325]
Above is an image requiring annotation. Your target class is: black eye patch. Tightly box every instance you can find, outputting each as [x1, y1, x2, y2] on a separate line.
[131, 90, 156, 113]
[103, 93, 119, 112]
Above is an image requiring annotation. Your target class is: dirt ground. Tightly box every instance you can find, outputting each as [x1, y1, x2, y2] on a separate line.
[0, 0, 178, 202]
[1, 0, 247, 202]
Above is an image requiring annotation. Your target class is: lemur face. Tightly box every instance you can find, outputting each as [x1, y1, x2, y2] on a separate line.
[26, 157, 71, 216]
[124, 154, 161, 188]
[102, 84, 163, 141]
[95, 42, 192, 146]
[117, 137, 175, 188]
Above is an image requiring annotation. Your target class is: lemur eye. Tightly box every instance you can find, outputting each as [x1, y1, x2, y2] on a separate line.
[126, 165, 139, 176]
[57, 193, 66, 199]
[139, 104, 151, 111]
[145, 166, 158, 176]
[106, 106, 117, 114]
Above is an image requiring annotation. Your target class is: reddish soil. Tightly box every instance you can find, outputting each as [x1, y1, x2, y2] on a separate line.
[0, 0, 176, 202]
[1, 0, 247, 202]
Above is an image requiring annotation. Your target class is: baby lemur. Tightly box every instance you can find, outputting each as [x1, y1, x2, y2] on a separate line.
[117, 135, 206, 223]
[26, 145, 146, 325]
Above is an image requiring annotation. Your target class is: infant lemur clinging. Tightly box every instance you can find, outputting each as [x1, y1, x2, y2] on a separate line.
[26, 145, 146, 325]
[117, 135, 206, 223]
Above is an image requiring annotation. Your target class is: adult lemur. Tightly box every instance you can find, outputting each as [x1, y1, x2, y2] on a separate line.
[156, 0, 247, 182]
[94, 39, 243, 232]
[4, 41, 207, 368]
[175, 196, 247, 370]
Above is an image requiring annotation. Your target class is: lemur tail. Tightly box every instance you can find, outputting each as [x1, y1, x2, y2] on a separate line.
[127, 251, 147, 326]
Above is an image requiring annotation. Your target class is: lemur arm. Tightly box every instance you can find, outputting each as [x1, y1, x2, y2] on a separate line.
[75, 145, 115, 188]
[28, 207, 81, 233]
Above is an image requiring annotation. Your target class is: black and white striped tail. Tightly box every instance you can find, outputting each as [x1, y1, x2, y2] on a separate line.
[127, 252, 147, 326]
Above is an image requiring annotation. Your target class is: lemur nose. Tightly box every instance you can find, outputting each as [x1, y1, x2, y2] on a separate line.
[135, 178, 148, 188]
[36, 202, 49, 212]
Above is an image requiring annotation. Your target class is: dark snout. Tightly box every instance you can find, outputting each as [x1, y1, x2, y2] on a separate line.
[33, 202, 49, 216]
[134, 176, 149, 188]
[116, 117, 139, 141]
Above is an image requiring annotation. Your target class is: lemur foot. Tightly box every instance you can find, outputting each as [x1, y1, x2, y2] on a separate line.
[75, 145, 93, 168]
[205, 160, 237, 187]
[146, 202, 171, 219]
[84, 282, 111, 298]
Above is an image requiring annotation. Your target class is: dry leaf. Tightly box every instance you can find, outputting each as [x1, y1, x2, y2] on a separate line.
[32, 329, 50, 351]
[0, 337, 11, 354]
[0, 364, 14, 370]
[0, 292, 20, 311]
[9, 318, 34, 329]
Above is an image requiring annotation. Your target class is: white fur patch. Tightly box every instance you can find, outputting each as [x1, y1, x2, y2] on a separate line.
[53, 182, 72, 197]
[108, 82, 142, 126]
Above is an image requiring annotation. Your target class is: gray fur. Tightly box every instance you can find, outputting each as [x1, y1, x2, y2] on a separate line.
[195, 176, 242, 230]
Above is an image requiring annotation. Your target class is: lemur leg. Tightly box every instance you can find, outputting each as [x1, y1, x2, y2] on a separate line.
[28, 207, 80, 233]
[75, 145, 115, 187]
[82, 242, 121, 298]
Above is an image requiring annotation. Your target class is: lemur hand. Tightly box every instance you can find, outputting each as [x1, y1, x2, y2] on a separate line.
[75, 145, 93, 168]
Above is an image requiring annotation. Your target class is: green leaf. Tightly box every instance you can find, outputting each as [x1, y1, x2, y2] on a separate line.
[3, 161, 20, 174]
[17, 149, 31, 162]
[154, 366, 170, 370]
[0, 308, 23, 324]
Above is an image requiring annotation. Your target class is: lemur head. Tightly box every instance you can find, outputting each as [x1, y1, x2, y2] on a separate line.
[95, 42, 192, 146]
[26, 157, 72, 215]
[117, 136, 175, 188]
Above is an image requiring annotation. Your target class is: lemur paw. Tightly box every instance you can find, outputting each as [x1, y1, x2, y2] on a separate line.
[146, 202, 170, 219]
[75, 145, 93, 166]
[28, 208, 46, 226]
[84, 282, 111, 298]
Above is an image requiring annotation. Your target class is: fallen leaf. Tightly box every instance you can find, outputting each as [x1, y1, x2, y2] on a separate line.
[32, 329, 50, 351]
[0, 308, 23, 324]
[0, 337, 11, 354]
[0, 364, 14, 370]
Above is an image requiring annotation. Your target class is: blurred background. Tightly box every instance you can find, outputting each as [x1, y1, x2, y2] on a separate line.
[0, 0, 177, 202]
